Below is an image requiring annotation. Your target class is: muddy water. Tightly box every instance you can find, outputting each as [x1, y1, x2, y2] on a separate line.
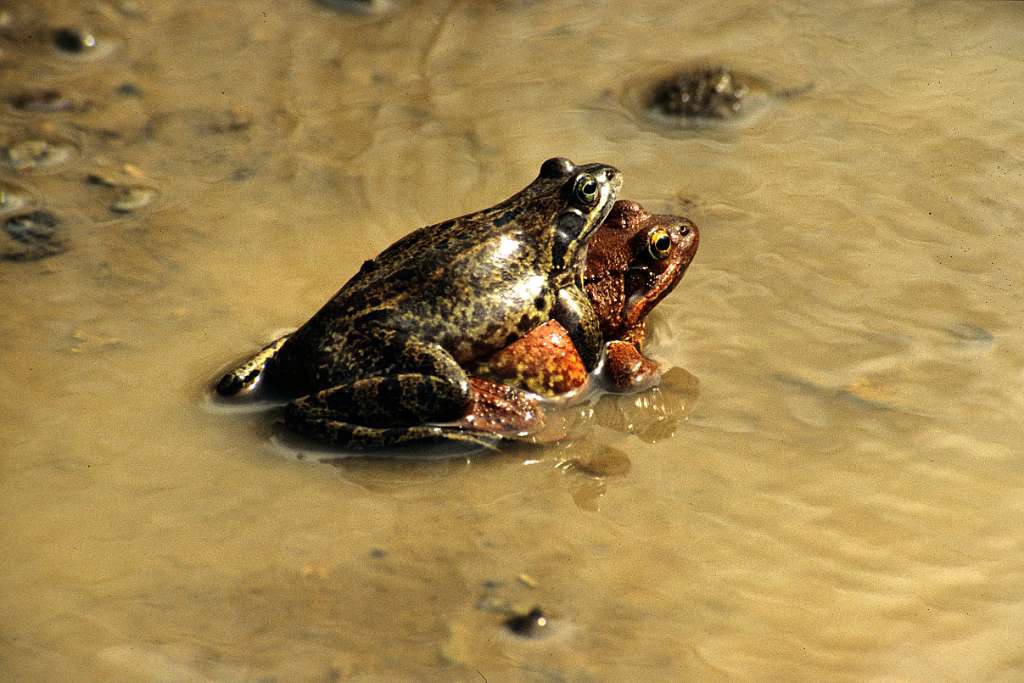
[2, 1, 1023, 680]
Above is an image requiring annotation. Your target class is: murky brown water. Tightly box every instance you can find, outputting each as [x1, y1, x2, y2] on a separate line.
[3, 1, 1023, 680]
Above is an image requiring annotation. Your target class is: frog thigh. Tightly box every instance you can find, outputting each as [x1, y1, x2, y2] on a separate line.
[216, 333, 291, 396]
[284, 333, 473, 436]
[552, 286, 604, 371]
[285, 369, 471, 429]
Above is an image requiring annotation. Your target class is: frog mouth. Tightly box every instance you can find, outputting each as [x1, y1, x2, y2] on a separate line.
[623, 264, 680, 327]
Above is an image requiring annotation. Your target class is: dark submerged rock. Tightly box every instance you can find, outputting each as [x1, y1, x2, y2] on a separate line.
[503, 607, 549, 638]
[8, 89, 90, 113]
[109, 186, 157, 213]
[2, 210, 67, 262]
[52, 27, 97, 54]
[116, 82, 142, 97]
[318, 0, 392, 15]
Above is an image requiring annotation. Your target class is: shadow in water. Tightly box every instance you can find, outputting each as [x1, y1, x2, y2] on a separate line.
[264, 365, 701, 511]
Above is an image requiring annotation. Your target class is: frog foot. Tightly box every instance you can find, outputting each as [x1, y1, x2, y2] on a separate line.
[216, 334, 290, 397]
[455, 378, 546, 437]
[604, 340, 661, 392]
[283, 376, 544, 451]
[284, 418, 507, 451]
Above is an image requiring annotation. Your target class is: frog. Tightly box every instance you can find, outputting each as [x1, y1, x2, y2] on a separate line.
[639, 65, 813, 125]
[216, 157, 622, 449]
[470, 199, 699, 397]
[651, 65, 754, 120]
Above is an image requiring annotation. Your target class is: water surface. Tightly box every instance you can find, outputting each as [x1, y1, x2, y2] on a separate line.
[2, 1, 1023, 680]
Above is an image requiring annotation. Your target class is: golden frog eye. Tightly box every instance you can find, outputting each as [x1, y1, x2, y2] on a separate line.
[572, 174, 600, 206]
[648, 228, 672, 259]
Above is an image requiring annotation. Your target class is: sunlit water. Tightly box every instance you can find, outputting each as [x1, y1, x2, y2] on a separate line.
[2, 1, 1023, 680]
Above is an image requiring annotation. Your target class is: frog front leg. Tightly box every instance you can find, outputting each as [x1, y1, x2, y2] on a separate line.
[619, 321, 646, 350]
[605, 340, 661, 391]
[552, 285, 604, 371]
[604, 322, 661, 391]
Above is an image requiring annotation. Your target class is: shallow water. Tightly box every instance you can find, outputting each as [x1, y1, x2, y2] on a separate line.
[3, 1, 1023, 680]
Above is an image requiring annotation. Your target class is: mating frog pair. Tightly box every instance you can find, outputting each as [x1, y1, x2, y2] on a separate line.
[217, 158, 697, 449]
[474, 198, 698, 398]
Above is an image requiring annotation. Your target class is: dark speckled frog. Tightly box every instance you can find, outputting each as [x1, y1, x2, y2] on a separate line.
[216, 157, 622, 449]
[473, 199, 699, 395]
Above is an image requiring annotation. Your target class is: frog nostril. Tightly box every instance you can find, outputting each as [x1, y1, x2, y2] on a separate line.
[605, 169, 616, 181]
[678, 224, 690, 236]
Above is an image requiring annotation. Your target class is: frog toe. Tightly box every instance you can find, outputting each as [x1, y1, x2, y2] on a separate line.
[283, 400, 503, 451]
[215, 334, 291, 397]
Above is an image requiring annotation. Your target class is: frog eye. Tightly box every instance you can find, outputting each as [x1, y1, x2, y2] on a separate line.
[572, 174, 600, 206]
[648, 228, 672, 259]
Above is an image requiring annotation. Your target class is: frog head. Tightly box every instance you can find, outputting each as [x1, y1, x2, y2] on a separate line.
[510, 157, 622, 277]
[584, 199, 699, 337]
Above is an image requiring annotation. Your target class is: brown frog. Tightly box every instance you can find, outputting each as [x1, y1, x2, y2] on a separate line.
[471, 199, 699, 397]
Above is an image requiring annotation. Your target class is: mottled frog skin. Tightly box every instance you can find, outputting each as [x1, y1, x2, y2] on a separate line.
[217, 157, 622, 449]
[473, 199, 699, 396]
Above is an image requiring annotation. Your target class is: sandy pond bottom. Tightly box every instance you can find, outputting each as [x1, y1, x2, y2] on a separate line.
[2, 1, 1024, 680]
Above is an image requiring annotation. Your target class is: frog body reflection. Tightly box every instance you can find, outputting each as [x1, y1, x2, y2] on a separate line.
[217, 157, 621, 449]
[473, 199, 699, 396]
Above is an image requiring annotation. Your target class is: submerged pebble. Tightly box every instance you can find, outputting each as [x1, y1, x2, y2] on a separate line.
[50, 26, 118, 60]
[2, 210, 67, 262]
[318, 0, 393, 15]
[116, 82, 142, 97]
[504, 607, 549, 638]
[110, 186, 157, 213]
[83, 168, 159, 213]
[8, 89, 90, 113]
[52, 27, 97, 54]
[2, 138, 75, 171]
[85, 173, 118, 188]
[516, 573, 539, 589]
[0, 182, 36, 214]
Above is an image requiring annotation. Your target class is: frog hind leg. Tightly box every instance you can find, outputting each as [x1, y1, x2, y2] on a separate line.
[284, 336, 494, 450]
[216, 334, 291, 397]
[286, 377, 546, 451]
[454, 377, 546, 436]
